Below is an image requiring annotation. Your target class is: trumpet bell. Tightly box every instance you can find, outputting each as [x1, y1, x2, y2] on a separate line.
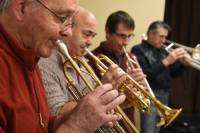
[192, 44, 200, 61]
[164, 108, 182, 127]
[154, 100, 182, 127]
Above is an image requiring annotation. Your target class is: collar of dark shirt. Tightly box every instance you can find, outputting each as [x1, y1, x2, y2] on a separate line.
[99, 41, 125, 64]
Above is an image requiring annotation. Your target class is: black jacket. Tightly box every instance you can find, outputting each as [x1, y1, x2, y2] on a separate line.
[131, 40, 184, 91]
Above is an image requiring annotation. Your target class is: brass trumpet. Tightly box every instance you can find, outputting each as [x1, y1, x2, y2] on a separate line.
[56, 40, 139, 133]
[165, 40, 200, 61]
[122, 47, 155, 97]
[85, 48, 182, 127]
[142, 33, 200, 71]
[122, 47, 182, 126]
[163, 40, 200, 71]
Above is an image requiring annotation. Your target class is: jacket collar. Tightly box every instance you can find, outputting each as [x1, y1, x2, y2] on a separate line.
[0, 23, 39, 71]
[99, 41, 124, 64]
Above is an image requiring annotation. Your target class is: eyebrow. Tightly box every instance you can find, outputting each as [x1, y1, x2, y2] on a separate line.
[36, 0, 77, 19]
[85, 30, 97, 36]
[53, 9, 74, 17]
[50, 3, 78, 16]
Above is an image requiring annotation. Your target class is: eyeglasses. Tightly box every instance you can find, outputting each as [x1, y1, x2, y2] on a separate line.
[35, 0, 75, 26]
[114, 32, 135, 40]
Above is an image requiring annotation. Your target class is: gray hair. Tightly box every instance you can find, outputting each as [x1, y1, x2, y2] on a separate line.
[147, 21, 171, 35]
[0, 0, 11, 14]
[0, 0, 37, 14]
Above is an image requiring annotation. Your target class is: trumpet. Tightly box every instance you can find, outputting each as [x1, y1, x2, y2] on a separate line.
[56, 40, 139, 133]
[142, 33, 200, 71]
[122, 47, 155, 97]
[85, 47, 182, 127]
[122, 47, 156, 102]
[163, 40, 200, 71]
[165, 40, 200, 61]
[122, 47, 180, 126]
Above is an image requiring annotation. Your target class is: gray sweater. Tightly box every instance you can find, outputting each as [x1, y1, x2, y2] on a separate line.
[39, 50, 96, 115]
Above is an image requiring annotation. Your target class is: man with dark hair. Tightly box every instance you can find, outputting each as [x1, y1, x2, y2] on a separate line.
[87, 10, 146, 126]
[131, 20, 191, 133]
[105, 10, 135, 34]
[89, 10, 144, 80]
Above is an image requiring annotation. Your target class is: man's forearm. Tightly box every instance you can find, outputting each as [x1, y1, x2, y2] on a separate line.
[53, 107, 93, 133]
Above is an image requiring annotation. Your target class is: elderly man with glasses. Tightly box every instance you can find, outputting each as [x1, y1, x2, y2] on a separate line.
[0, 0, 126, 133]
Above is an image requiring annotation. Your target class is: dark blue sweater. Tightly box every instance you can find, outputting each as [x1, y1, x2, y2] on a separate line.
[131, 40, 184, 91]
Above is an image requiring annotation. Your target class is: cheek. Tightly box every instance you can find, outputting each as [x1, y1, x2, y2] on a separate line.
[115, 39, 123, 47]
[152, 37, 159, 44]
[73, 43, 79, 51]
[68, 40, 80, 54]
[75, 38, 83, 48]
[37, 16, 61, 40]
[46, 25, 61, 40]
[157, 39, 163, 45]
[34, 39, 55, 58]
[32, 19, 61, 46]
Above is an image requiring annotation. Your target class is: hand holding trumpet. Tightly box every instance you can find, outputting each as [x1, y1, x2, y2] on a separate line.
[101, 64, 127, 89]
[56, 40, 128, 133]
[162, 47, 192, 67]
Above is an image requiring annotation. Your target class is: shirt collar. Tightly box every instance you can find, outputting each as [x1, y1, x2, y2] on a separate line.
[99, 41, 124, 64]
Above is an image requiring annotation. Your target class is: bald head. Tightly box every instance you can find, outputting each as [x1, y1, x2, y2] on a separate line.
[66, 7, 97, 57]
[73, 7, 97, 29]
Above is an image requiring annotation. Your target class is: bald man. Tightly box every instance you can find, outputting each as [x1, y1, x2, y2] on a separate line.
[64, 7, 97, 57]
[38, 7, 98, 116]
[39, 6, 128, 119]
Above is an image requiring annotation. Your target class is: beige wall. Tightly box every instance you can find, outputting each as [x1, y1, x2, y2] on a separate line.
[80, 0, 165, 51]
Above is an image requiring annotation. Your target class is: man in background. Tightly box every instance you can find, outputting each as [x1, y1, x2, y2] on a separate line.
[131, 20, 191, 133]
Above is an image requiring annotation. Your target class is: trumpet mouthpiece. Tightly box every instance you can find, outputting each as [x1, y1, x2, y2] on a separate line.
[56, 40, 70, 59]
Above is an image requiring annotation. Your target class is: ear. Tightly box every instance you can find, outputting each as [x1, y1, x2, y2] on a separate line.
[105, 27, 112, 39]
[105, 27, 109, 34]
[12, 0, 27, 20]
[148, 32, 154, 39]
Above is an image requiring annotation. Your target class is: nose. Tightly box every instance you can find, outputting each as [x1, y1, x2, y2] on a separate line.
[161, 37, 166, 44]
[122, 38, 129, 46]
[85, 37, 93, 47]
[60, 27, 72, 38]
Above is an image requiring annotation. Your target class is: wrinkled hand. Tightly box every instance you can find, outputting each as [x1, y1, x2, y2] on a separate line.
[162, 48, 187, 66]
[101, 64, 127, 90]
[56, 83, 126, 133]
[179, 52, 192, 65]
[129, 67, 146, 86]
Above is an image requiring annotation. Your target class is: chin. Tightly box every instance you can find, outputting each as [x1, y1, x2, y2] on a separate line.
[38, 48, 53, 58]
[75, 53, 82, 57]
[42, 53, 52, 58]
[157, 45, 162, 48]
